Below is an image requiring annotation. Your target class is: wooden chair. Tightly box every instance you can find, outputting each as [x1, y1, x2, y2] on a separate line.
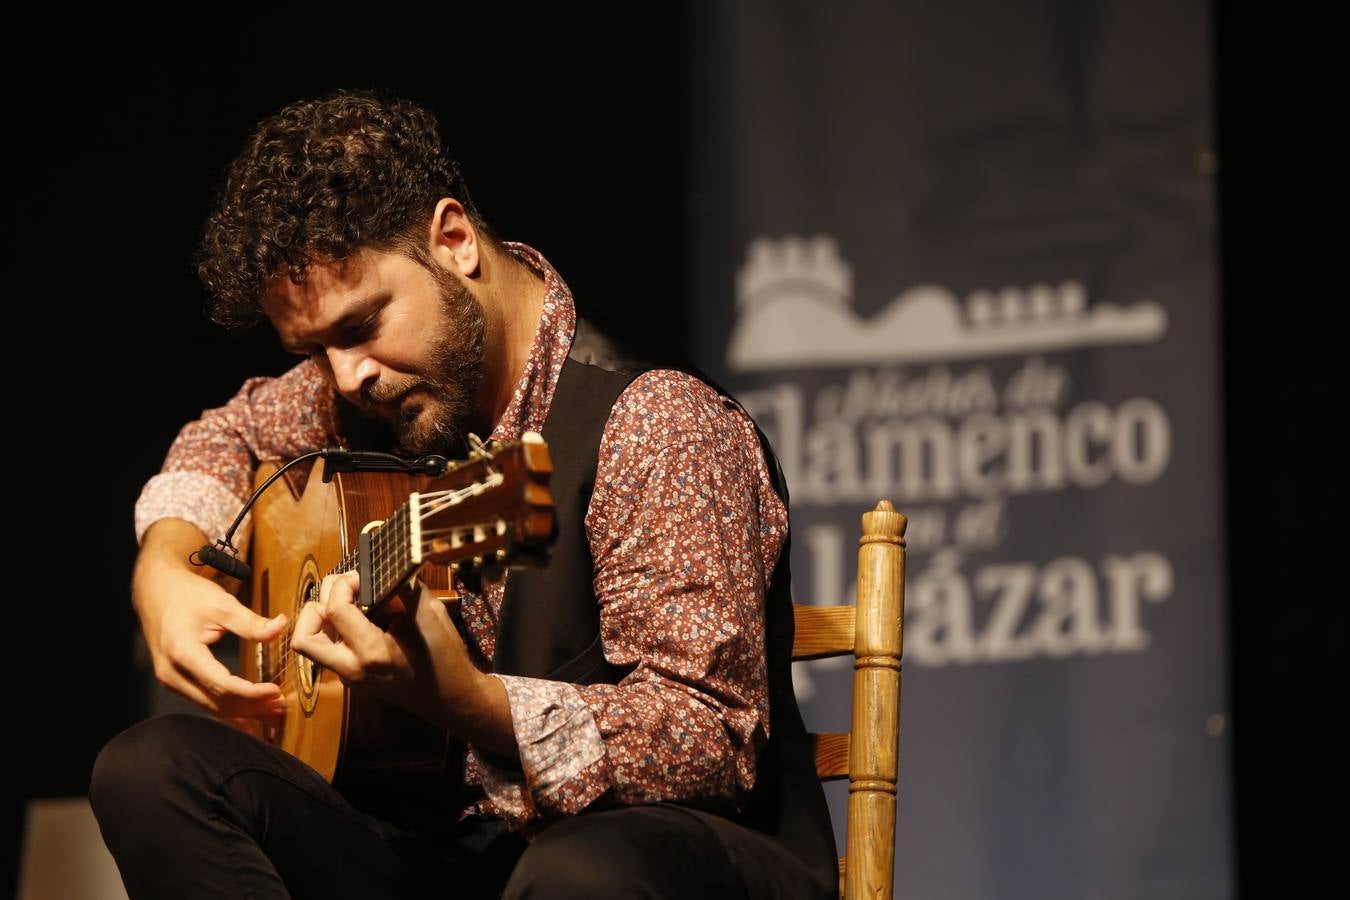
[792, 501, 908, 900]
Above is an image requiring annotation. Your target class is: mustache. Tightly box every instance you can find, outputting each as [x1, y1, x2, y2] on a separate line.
[360, 376, 423, 407]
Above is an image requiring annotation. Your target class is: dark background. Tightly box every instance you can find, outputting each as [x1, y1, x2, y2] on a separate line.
[18, 6, 1337, 897]
[1213, 3, 1338, 896]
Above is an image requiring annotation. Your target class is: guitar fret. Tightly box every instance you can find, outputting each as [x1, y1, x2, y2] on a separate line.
[401, 504, 410, 575]
[394, 503, 406, 589]
[387, 505, 400, 596]
[373, 513, 388, 603]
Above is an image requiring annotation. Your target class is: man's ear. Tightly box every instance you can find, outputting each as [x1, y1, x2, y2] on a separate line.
[428, 198, 480, 277]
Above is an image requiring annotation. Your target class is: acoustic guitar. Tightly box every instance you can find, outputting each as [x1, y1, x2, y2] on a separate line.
[236, 434, 555, 792]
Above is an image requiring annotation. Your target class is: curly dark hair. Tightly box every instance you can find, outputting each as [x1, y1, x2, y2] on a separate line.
[197, 89, 491, 329]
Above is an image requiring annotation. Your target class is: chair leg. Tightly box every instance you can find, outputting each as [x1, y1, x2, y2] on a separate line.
[844, 501, 906, 900]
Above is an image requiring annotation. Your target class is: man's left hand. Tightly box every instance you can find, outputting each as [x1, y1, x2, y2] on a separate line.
[290, 570, 518, 758]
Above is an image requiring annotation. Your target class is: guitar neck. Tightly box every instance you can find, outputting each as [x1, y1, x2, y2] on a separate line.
[340, 478, 527, 622]
[273, 436, 555, 636]
[358, 499, 423, 616]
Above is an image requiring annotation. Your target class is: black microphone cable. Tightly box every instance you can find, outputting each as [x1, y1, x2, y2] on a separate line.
[190, 448, 449, 580]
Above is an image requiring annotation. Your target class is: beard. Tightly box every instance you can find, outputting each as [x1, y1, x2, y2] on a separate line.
[360, 265, 486, 457]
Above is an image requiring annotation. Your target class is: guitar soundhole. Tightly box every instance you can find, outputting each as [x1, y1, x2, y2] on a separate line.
[296, 568, 323, 716]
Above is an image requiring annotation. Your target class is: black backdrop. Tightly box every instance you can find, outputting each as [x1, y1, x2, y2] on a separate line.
[18, 16, 690, 893]
[1213, 4, 1338, 898]
[17, 7, 1338, 898]
[25, 10, 689, 790]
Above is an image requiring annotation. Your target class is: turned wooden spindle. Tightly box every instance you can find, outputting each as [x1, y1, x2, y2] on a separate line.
[844, 500, 907, 900]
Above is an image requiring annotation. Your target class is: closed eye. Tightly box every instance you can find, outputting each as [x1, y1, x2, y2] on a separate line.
[348, 312, 380, 341]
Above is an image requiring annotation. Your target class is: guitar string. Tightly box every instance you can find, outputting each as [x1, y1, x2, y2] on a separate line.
[258, 479, 512, 685]
[260, 524, 512, 687]
[260, 523, 494, 686]
[260, 481, 466, 685]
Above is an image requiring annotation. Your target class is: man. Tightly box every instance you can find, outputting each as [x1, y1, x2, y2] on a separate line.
[92, 89, 837, 899]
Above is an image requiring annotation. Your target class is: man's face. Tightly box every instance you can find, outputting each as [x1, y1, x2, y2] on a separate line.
[261, 248, 485, 455]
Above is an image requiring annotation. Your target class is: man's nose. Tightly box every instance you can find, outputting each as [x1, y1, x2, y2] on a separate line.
[326, 347, 379, 399]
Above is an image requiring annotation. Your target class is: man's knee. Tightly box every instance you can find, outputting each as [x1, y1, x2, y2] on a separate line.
[89, 714, 226, 829]
[506, 831, 614, 899]
[503, 806, 740, 900]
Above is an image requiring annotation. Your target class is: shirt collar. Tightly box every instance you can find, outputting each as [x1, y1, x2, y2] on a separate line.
[488, 242, 578, 442]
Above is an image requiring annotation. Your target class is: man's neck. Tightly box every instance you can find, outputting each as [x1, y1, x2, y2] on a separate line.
[474, 243, 548, 432]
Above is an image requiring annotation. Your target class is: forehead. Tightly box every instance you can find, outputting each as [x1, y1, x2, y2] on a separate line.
[261, 252, 378, 321]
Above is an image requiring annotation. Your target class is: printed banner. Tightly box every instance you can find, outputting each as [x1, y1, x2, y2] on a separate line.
[691, 2, 1231, 897]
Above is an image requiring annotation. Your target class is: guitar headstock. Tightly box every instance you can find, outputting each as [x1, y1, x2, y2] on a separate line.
[409, 432, 555, 576]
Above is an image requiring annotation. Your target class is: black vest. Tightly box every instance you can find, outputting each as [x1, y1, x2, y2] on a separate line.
[494, 319, 838, 889]
[338, 318, 839, 888]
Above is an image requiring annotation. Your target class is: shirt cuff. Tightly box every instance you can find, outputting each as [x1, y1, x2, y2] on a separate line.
[473, 674, 610, 828]
[134, 471, 251, 547]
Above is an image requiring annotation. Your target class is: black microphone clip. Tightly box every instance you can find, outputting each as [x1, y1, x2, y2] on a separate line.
[318, 448, 449, 481]
[193, 541, 252, 581]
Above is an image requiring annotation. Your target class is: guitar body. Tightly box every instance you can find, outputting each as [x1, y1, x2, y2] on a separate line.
[239, 460, 451, 787]
[234, 437, 554, 815]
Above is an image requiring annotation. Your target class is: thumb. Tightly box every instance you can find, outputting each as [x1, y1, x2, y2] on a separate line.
[220, 602, 288, 641]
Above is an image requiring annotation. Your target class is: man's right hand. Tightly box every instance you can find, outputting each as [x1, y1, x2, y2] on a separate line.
[134, 518, 288, 724]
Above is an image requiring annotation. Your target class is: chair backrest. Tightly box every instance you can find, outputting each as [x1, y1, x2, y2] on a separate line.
[791, 501, 907, 900]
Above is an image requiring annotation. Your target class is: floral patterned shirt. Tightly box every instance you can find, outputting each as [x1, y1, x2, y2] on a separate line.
[135, 243, 788, 830]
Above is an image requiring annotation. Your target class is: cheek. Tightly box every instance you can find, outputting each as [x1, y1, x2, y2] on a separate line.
[378, 322, 439, 372]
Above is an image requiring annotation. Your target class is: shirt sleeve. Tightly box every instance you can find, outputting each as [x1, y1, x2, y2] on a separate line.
[476, 369, 787, 827]
[134, 359, 339, 544]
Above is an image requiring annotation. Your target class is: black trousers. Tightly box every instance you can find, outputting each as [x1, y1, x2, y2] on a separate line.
[90, 715, 830, 900]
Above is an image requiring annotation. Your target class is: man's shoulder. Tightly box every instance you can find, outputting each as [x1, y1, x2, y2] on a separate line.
[602, 368, 759, 460]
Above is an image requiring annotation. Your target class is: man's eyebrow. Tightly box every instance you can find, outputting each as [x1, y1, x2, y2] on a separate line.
[281, 292, 389, 353]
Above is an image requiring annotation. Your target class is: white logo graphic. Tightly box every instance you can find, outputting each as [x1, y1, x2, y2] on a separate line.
[728, 236, 1168, 370]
